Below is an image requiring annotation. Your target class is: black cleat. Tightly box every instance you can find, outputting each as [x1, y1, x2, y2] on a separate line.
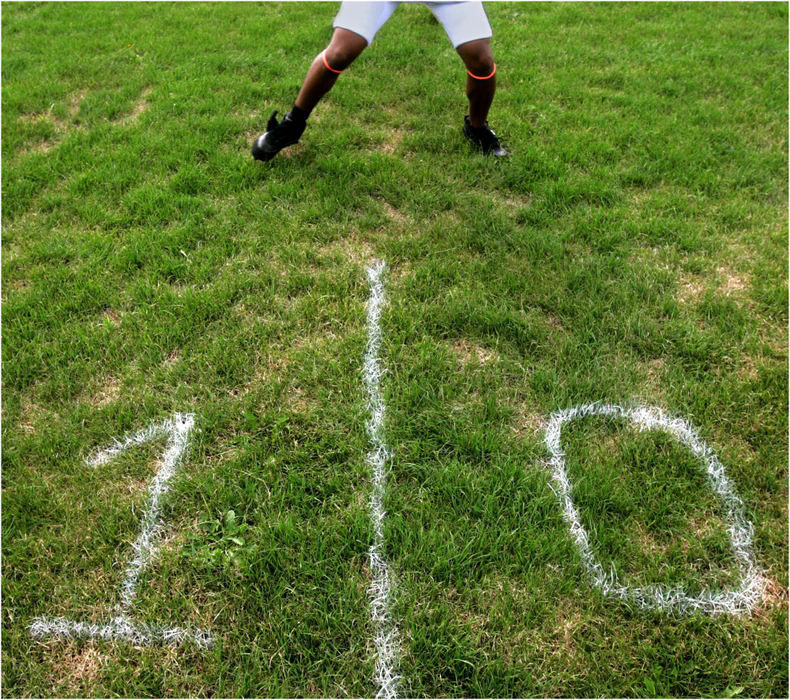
[252, 110, 306, 162]
[463, 115, 508, 157]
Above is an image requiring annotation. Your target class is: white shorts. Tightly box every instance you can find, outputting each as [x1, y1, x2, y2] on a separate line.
[332, 1, 492, 48]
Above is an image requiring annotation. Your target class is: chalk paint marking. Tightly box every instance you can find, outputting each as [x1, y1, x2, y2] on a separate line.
[31, 413, 212, 647]
[364, 261, 401, 699]
[29, 615, 212, 648]
[544, 403, 766, 615]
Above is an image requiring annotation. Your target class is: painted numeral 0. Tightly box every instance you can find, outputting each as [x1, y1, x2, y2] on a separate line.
[545, 403, 766, 615]
[30, 413, 212, 647]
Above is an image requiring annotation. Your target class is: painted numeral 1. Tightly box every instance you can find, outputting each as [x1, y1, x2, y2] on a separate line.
[30, 413, 211, 647]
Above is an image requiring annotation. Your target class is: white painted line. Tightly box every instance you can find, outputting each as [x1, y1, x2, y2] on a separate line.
[29, 615, 212, 648]
[105, 413, 196, 610]
[364, 261, 401, 699]
[86, 417, 176, 469]
[31, 413, 211, 646]
[544, 403, 766, 615]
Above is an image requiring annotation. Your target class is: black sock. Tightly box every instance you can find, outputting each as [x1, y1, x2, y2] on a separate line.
[288, 103, 310, 124]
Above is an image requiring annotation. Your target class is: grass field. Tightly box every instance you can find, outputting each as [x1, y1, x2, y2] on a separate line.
[2, 2, 788, 697]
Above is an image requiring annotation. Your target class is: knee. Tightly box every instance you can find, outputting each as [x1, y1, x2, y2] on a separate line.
[324, 42, 363, 71]
[460, 42, 495, 77]
[466, 52, 494, 77]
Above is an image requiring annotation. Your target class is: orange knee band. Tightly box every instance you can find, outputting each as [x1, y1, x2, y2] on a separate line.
[322, 50, 344, 74]
[467, 63, 497, 80]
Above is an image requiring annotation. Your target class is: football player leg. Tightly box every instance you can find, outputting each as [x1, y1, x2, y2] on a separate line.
[252, 29, 368, 161]
[252, 2, 397, 162]
[428, 1, 507, 156]
[457, 38, 506, 156]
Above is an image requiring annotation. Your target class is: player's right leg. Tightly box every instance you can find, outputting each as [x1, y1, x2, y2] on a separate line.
[252, 3, 398, 162]
[292, 28, 370, 114]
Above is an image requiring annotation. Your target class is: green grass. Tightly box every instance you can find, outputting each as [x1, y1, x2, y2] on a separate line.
[2, 1, 787, 697]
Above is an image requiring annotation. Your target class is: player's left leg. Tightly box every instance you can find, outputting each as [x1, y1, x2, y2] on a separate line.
[456, 38, 506, 156]
[428, 1, 507, 156]
[456, 38, 496, 128]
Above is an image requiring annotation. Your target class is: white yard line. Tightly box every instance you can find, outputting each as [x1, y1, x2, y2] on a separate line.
[31, 413, 212, 646]
[364, 261, 401, 699]
[544, 403, 766, 615]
